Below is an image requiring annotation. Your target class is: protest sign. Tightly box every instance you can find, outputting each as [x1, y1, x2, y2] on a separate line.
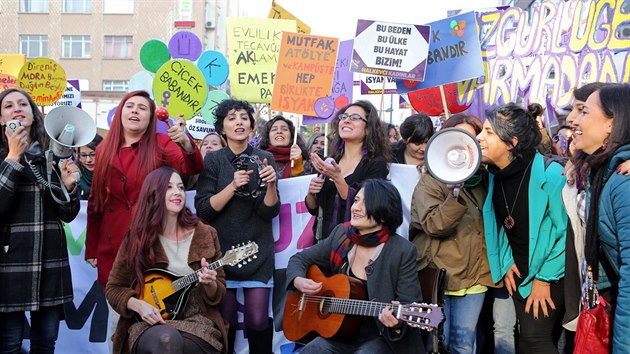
[351, 20, 430, 80]
[271, 32, 339, 116]
[129, 71, 154, 97]
[269, 1, 311, 34]
[168, 31, 202, 61]
[458, 0, 630, 110]
[360, 74, 397, 94]
[153, 59, 207, 119]
[139, 40, 171, 73]
[197, 50, 229, 87]
[397, 12, 484, 93]
[227, 18, 296, 103]
[47, 80, 82, 109]
[200, 89, 230, 124]
[186, 115, 215, 140]
[18, 58, 66, 106]
[0, 54, 26, 90]
[302, 39, 353, 125]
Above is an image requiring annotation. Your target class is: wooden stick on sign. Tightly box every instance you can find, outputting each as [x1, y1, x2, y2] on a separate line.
[438, 85, 450, 120]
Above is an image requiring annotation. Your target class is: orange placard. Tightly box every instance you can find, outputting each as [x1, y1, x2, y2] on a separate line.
[271, 32, 338, 116]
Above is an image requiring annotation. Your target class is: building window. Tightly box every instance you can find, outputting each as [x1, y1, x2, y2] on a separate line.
[19, 35, 48, 58]
[20, 0, 48, 13]
[63, 0, 92, 13]
[103, 0, 133, 14]
[103, 36, 132, 58]
[103, 80, 129, 91]
[62, 35, 91, 58]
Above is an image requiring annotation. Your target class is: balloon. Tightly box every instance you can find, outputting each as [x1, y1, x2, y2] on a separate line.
[407, 83, 470, 116]
[140, 40, 170, 73]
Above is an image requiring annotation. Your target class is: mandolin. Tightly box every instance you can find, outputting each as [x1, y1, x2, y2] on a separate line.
[283, 265, 443, 342]
[133, 241, 258, 320]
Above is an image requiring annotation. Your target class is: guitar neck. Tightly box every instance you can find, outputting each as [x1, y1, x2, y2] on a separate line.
[322, 297, 400, 318]
[171, 260, 223, 291]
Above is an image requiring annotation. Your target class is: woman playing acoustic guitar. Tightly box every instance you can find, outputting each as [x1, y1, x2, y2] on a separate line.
[106, 167, 227, 354]
[286, 179, 426, 354]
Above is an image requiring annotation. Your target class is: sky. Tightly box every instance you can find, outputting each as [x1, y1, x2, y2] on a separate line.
[240, 0, 506, 40]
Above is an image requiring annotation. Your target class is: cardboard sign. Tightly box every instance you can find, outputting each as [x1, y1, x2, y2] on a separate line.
[197, 50, 229, 87]
[360, 74, 397, 94]
[302, 40, 353, 125]
[18, 58, 66, 106]
[168, 31, 202, 61]
[227, 17, 296, 103]
[47, 80, 82, 109]
[0, 54, 26, 91]
[185, 115, 215, 140]
[140, 40, 171, 73]
[396, 12, 484, 93]
[271, 32, 339, 116]
[352, 20, 430, 80]
[153, 59, 207, 119]
[269, 1, 311, 34]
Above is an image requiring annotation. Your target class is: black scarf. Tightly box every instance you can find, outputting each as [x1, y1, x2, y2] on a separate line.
[585, 155, 606, 280]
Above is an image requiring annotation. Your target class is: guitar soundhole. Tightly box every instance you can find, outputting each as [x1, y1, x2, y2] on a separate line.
[318, 296, 332, 315]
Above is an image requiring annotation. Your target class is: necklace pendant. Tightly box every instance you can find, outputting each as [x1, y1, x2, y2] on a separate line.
[504, 216, 515, 230]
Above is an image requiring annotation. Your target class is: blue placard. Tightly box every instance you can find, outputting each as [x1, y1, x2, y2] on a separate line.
[197, 50, 230, 87]
[397, 12, 484, 93]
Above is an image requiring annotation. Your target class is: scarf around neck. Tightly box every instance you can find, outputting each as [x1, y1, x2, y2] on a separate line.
[330, 222, 390, 268]
[266, 145, 292, 178]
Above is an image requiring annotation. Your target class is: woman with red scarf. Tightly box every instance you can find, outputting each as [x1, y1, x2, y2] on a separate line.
[286, 179, 424, 354]
[257, 115, 307, 178]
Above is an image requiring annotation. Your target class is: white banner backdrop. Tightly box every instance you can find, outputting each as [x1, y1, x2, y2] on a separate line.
[22, 164, 419, 353]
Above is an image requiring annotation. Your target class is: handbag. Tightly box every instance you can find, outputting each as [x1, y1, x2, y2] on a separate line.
[574, 266, 613, 354]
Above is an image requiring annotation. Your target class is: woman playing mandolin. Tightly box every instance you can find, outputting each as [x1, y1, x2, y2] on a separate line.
[106, 167, 228, 354]
[286, 179, 425, 354]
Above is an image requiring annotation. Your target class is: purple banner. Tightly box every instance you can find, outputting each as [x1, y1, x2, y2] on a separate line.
[303, 40, 354, 125]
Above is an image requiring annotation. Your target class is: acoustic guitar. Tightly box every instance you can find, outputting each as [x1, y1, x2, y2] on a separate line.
[133, 241, 258, 320]
[283, 265, 444, 341]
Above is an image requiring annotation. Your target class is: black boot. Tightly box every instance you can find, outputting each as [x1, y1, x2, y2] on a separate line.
[246, 318, 274, 354]
[227, 325, 237, 354]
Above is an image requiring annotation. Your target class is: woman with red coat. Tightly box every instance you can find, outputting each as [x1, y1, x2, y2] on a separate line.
[85, 90, 204, 286]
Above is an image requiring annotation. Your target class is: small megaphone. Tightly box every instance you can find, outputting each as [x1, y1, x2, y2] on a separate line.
[425, 127, 482, 188]
[44, 106, 97, 181]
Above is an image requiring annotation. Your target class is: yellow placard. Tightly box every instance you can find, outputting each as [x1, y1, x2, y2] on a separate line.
[18, 58, 67, 106]
[153, 59, 207, 120]
[227, 17, 297, 103]
[0, 54, 26, 91]
[268, 1, 311, 34]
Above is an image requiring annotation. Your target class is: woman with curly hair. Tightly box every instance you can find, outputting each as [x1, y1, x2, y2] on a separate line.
[305, 100, 391, 242]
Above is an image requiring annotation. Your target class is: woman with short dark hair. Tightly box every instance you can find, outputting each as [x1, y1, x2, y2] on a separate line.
[477, 103, 568, 353]
[287, 179, 423, 354]
[257, 115, 307, 178]
[391, 113, 434, 167]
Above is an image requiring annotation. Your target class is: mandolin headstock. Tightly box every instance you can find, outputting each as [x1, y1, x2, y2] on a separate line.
[222, 242, 259, 267]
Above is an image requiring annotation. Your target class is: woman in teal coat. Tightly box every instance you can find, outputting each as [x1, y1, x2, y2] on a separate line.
[476, 103, 567, 354]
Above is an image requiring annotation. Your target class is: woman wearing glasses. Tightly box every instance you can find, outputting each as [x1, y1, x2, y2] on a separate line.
[76, 134, 103, 200]
[305, 100, 391, 242]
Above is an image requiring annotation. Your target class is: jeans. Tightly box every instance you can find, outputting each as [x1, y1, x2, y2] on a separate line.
[299, 336, 392, 354]
[492, 287, 516, 354]
[443, 292, 485, 354]
[0, 305, 63, 354]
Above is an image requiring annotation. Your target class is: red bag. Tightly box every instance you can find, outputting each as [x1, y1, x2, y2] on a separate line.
[574, 296, 613, 353]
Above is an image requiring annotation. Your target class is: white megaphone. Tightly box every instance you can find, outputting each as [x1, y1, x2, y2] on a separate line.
[425, 128, 482, 196]
[44, 106, 97, 183]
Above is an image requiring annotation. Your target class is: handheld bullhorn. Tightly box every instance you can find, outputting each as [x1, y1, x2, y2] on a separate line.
[424, 127, 482, 196]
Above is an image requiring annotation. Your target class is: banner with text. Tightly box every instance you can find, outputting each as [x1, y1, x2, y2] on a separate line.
[351, 19, 430, 80]
[396, 11, 484, 93]
[361, 74, 397, 94]
[46, 80, 82, 109]
[227, 18, 297, 103]
[457, 0, 630, 111]
[271, 32, 339, 116]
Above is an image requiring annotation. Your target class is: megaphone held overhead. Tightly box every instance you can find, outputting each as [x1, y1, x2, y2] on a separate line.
[44, 106, 97, 158]
[425, 127, 482, 185]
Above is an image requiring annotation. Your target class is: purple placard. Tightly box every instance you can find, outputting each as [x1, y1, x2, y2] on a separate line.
[360, 75, 397, 95]
[303, 40, 354, 125]
[351, 20, 430, 80]
[168, 31, 203, 61]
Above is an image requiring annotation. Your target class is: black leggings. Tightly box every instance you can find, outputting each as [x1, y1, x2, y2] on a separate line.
[134, 325, 219, 354]
[219, 287, 271, 331]
[512, 277, 565, 354]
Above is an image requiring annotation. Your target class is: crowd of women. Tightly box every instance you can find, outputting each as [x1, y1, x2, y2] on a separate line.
[0, 82, 628, 354]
